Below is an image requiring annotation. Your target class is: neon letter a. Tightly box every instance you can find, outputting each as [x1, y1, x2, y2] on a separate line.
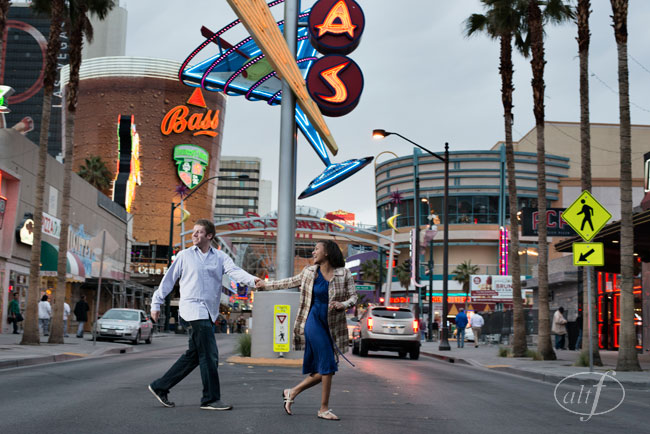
[315, 0, 357, 38]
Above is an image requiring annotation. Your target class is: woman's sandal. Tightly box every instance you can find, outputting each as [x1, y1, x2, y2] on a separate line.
[282, 389, 294, 415]
[317, 409, 340, 421]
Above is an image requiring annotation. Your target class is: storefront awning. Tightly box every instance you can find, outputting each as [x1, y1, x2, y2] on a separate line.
[40, 241, 86, 282]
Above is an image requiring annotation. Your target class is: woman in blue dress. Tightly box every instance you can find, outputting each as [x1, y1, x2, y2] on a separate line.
[257, 240, 357, 420]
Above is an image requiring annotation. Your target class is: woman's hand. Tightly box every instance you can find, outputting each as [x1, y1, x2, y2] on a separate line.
[329, 301, 345, 311]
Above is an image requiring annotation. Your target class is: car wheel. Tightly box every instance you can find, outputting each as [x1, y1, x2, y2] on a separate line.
[398, 351, 407, 358]
[132, 331, 141, 345]
[145, 331, 153, 344]
[359, 339, 369, 357]
[409, 346, 420, 360]
[352, 340, 359, 355]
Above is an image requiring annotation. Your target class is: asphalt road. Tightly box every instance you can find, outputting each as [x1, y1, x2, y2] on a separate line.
[0, 334, 647, 434]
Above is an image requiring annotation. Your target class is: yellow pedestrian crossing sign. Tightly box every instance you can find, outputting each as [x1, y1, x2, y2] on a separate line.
[573, 242, 605, 267]
[561, 191, 612, 241]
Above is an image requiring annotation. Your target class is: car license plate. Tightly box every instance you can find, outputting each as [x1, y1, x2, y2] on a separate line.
[388, 328, 397, 334]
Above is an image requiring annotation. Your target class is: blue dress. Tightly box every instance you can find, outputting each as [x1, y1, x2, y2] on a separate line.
[302, 268, 338, 375]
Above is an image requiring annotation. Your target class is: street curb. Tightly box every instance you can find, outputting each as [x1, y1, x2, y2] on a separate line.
[226, 355, 302, 367]
[421, 351, 650, 391]
[0, 352, 86, 370]
[421, 351, 471, 366]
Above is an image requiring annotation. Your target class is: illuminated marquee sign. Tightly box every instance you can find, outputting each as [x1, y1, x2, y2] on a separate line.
[112, 115, 142, 213]
[307, 0, 364, 117]
[173, 144, 209, 189]
[160, 88, 220, 138]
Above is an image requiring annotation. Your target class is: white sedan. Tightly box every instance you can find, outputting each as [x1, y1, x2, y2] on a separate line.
[93, 308, 154, 345]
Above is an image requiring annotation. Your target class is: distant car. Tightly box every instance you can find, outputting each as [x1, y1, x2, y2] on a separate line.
[353, 306, 420, 359]
[93, 308, 154, 345]
[347, 317, 360, 346]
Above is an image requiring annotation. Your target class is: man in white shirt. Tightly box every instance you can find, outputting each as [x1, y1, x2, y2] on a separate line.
[148, 219, 260, 411]
[469, 312, 484, 348]
[38, 295, 52, 336]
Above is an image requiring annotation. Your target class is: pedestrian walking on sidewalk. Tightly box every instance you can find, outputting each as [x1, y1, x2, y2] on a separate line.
[74, 295, 90, 338]
[148, 219, 260, 411]
[38, 295, 52, 336]
[574, 312, 583, 350]
[552, 307, 568, 350]
[63, 301, 71, 337]
[432, 320, 439, 341]
[469, 312, 484, 348]
[455, 308, 468, 348]
[256, 240, 357, 421]
[8, 292, 23, 334]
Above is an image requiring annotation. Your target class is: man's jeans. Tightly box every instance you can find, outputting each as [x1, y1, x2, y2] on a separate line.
[457, 328, 465, 348]
[77, 321, 86, 337]
[63, 319, 69, 337]
[150, 319, 221, 406]
[39, 318, 50, 336]
[555, 334, 566, 350]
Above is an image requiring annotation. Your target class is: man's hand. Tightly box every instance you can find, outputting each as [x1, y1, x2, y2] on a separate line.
[255, 279, 266, 290]
[151, 311, 160, 322]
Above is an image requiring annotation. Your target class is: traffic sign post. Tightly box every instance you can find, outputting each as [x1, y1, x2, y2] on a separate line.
[562, 191, 612, 374]
[273, 305, 291, 354]
[561, 190, 612, 242]
[572, 242, 605, 267]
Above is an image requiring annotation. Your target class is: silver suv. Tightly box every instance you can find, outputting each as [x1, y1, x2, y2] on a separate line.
[353, 306, 420, 359]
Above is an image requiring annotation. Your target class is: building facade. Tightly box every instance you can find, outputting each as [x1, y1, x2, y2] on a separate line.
[0, 129, 135, 334]
[214, 156, 263, 223]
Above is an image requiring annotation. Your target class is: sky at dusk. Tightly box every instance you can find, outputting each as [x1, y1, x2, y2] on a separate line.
[122, 0, 650, 225]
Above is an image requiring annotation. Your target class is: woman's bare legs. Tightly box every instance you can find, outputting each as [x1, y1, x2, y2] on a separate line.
[284, 373, 322, 414]
[319, 374, 333, 413]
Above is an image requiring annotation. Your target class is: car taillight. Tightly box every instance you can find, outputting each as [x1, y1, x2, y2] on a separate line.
[367, 317, 373, 331]
[413, 320, 419, 333]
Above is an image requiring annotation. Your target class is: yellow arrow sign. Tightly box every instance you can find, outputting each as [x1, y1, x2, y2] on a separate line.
[572, 242, 605, 267]
[561, 190, 612, 242]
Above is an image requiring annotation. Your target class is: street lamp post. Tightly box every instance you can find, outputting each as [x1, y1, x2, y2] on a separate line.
[373, 130, 451, 351]
[163, 174, 249, 331]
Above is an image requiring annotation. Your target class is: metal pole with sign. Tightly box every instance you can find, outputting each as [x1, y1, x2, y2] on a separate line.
[93, 231, 106, 347]
[562, 190, 612, 373]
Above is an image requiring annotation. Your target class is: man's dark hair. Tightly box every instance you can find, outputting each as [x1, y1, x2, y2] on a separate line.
[558, 306, 564, 314]
[41, 295, 49, 302]
[13, 292, 19, 298]
[195, 219, 216, 239]
[80, 295, 86, 300]
[318, 240, 345, 268]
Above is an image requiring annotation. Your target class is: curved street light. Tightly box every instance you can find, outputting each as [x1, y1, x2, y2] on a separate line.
[373, 129, 451, 351]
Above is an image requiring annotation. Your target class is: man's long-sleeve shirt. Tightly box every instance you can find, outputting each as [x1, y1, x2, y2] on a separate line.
[151, 246, 257, 322]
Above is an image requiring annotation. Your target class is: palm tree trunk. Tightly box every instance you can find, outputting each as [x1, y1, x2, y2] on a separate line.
[50, 3, 85, 344]
[529, 0, 554, 361]
[21, 0, 65, 346]
[611, 0, 641, 371]
[578, 0, 603, 367]
[500, 33, 526, 357]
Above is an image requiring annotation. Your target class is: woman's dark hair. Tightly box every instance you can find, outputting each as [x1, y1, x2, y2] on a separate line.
[318, 240, 345, 268]
[41, 295, 49, 302]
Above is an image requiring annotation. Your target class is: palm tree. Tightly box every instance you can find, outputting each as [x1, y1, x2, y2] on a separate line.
[577, 0, 603, 367]
[452, 261, 480, 308]
[610, 0, 641, 371]
[48, 0, 116, 343]
[464, 0, 528, 357]
[523, 0, 573, 361]
[360, 258, 382, 290]
[21, 0, 65, 346]
[395, 260, 412, 292]
[77, 155, 113, 194]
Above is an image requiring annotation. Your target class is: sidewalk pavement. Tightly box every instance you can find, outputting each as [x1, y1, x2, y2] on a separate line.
[0, 332, 172, 370]
[420, 339, 650, 390]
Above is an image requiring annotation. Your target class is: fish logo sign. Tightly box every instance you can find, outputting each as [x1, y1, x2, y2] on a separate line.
[173, 144, 209, 189]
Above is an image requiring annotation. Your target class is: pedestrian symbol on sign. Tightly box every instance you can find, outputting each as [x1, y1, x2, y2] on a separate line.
[273, 305, 291, 353]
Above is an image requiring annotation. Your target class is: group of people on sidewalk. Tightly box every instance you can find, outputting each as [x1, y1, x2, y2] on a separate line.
[552, 306, 582, 350]
[453, 308, 484, 348]
[147, 219, 356, 420]
[7, 293, 90, 338]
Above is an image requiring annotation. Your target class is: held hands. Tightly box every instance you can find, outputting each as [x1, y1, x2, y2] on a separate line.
[254, 279, 266, 290]
[329, 301, 345, 311]
[151, 310, 160, 322]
